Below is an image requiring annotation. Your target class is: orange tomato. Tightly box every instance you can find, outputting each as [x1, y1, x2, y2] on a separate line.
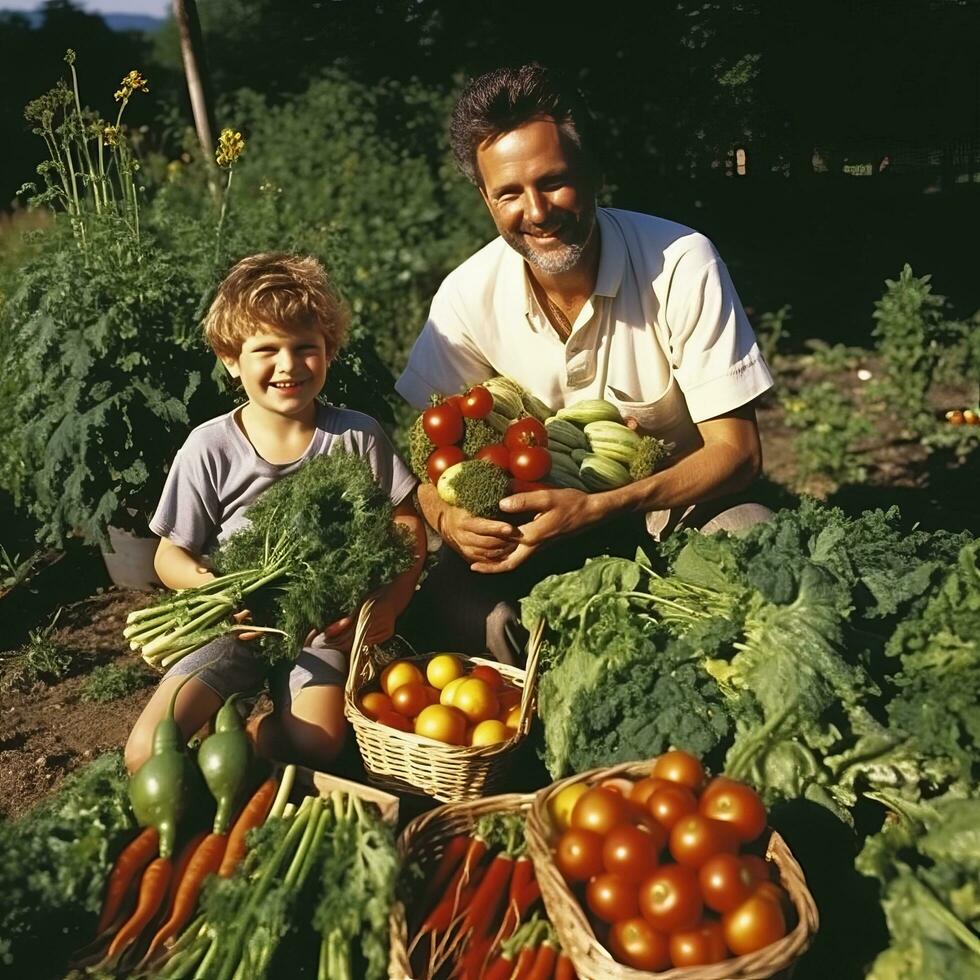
[390, 683, 430, 718]
[497, 686, 521, 711]
[381, 660, 424, 696]
[470, 664, 504, 690]
[422, 685, 441, 705]
[377, 710, 413, 733]
[359, 691, 392, 720]
[454, 678, 499, 724]
[502, 704, 522, 730]
[414, 704, 467, 745]
[469, 719, 510, 746]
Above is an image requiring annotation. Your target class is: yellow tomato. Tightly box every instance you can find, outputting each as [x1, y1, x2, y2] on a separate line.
[549, 783, 589, 831]
[359, 691, 393, 720]
[503, 705, 522, 730]
[381, 660, 424, 696]
[469, 719, 510, 746]
[453, 677, 499, 724]
[426, 654, 465, 690]
[440, 676, 467, 707]
[414, 704, 467, 745]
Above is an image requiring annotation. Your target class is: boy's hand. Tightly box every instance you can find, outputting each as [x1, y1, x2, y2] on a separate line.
[233, 609, 264, 642]
[306, 589, 399, 651]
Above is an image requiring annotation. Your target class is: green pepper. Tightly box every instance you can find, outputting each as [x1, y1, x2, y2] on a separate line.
[128, 672, 199, 858]
[197, 693, 253, 834]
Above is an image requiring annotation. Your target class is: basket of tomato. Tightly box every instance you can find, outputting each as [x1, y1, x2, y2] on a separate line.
[525, 754, 819, 979]
[343, 605, 543, 802]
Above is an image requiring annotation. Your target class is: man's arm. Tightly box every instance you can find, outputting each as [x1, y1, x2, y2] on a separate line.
[471, 403, 762, 573]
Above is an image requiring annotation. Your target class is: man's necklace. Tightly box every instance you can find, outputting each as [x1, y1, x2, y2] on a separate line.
[532, 279, 573, 342]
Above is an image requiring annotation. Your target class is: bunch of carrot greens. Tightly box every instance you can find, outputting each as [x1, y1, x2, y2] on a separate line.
[125, 451, 416, 669]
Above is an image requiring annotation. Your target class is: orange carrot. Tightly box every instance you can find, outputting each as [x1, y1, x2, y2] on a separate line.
[526, 940, 558, 980]
[218, 777, 277, 877]
[143, 832, 227, 962]
[554, 953, 577, 979]
[106, 856, 172, 959]
[163, 830, 208, 915]
[96, 826, 159, 934]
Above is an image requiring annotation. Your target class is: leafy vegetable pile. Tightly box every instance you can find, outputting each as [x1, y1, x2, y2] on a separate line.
[0, 753, 134, 974]
[521, 498, 979, 974]
[126, 451, 416, 668]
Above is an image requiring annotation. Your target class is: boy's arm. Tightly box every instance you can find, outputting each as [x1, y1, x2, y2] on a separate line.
[154, 537, 216, 590]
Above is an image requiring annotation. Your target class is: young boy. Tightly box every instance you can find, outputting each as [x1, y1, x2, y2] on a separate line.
[124, 252, 425, 774]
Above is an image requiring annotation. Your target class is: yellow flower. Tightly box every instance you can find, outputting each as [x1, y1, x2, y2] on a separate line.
[114, 70, 149, 102]
[215, 128, 246, 168]
[103, 125, 120, 146]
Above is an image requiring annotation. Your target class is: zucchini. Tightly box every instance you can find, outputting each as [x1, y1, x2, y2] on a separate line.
[580, 454, 632, 491]
[545, 416, 589, 450]
[556, 399, 623, 426]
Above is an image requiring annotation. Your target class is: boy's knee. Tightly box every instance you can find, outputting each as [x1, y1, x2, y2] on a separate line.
[281, 712, 347, 770]
[124, 727, 152, 774]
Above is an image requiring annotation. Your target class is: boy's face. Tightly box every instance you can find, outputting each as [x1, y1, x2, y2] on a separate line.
[220, 322, 328, 420]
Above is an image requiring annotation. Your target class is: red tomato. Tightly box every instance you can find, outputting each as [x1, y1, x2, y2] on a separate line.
[722, 889, 787, 955]
[508, 478, 550, 493]
[651, 750, 706, 793]
[422, 403, 464, 447]
[469, 664, 504, 690]
[602, 824, 664, 882]
[648, 785, 698, 831]
[571, 788, 633, 836]
[445, 394, 466, 413]
[608, 918, 670, 971]
[669, 815, 739, 868]
[504, 417, 548, 450]
[510, 446, 551, 481]
[377, 710, 413, 733]
[555, 828, 604, 882]
[630, 777, 671, 808]
[668, 921, 728, 968]
[599, 777, 636, 797]
[741, 854, 773, 884]
[427, 445, 466, 485]
[586, 873, 640, 924]
[699, 780, 768, 843]
[700, 775, 740, 801]
[475, 442, 510, 471]
[638, 864, 703, 933]
[698, 853, 756, 912]
[461, 385, 494, 418]
[389, 682, 430, 718]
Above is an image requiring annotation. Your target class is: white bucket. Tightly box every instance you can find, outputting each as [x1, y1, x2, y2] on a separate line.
[101, 525, 162, 591]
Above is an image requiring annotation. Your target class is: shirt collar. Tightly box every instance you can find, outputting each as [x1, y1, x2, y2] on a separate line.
[593, 208, 625, 298]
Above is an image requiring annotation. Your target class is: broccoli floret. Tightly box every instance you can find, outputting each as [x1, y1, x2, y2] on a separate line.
[629, 436, 673, 481]
[408, 414, 436, 482]
[440, 459, 510, 517]
[461, 417, 499, 457]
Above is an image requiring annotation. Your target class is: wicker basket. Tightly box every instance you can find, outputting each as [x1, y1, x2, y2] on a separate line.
[344, 601, 543, 802]
[388, 792, 534, 980]
[526, 761, 819, 980]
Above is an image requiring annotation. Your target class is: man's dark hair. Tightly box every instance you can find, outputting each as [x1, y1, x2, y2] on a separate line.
[449, 63, 597, 186]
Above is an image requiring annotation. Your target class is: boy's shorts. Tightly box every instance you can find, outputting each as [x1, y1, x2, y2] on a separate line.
[162, 633, 347, 709]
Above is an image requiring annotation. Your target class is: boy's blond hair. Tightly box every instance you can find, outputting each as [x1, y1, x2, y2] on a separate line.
[203, 252, 350, 360]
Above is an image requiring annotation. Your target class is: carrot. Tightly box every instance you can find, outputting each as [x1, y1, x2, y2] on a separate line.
[482, 954, 513, 980]
[510, 943, 539, 980]
[105, 856, 172, 959]
[526, 940, 558, 980]
[554, 953, 577, 979]
[96, 826, 159, 934]
[425, 833, 470, 911]
[415, 836, 488, 937]
[457, 935, 492, 979]
[461, 852, 513, 939]
[142, 832, 227, 962]
[494, 879, 541, 947]
[510, 854, 534, 899]
[218, 776, 277, 877]
[163, 830, 208, 914]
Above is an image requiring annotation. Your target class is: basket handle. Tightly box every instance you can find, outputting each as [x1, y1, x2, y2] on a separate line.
[515, 617, 545, 738]
[344, 596, 376, 701]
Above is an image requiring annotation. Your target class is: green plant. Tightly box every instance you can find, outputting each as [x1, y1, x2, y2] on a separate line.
[870, 265, 952, 435]
[81, 661, 152, 702]
[754, 304, 791, 367]
[0, 609, 73, 692]
[0, 544, 43, 599]
[781, 382, 875, 487]
[802, 339, 869, 375]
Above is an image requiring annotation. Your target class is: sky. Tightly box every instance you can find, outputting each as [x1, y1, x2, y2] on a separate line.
[1, 0, 168, 15]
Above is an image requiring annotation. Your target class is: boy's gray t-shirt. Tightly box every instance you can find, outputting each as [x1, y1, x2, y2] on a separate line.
[150, 403, 416, 556]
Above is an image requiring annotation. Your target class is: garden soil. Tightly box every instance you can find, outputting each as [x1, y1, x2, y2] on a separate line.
[1, 379, 977, 821]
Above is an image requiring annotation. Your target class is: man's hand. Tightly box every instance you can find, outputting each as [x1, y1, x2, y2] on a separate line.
[470, 488, 602, 574]
[439, 503, 521, 564]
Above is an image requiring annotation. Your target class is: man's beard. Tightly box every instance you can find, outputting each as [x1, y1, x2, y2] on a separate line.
[499, 205, 597, 275]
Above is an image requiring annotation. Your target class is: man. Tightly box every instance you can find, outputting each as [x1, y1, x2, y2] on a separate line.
[396, 64, 773, 659]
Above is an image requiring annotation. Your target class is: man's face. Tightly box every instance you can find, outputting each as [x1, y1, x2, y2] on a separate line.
[476, 117, 597, 276]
